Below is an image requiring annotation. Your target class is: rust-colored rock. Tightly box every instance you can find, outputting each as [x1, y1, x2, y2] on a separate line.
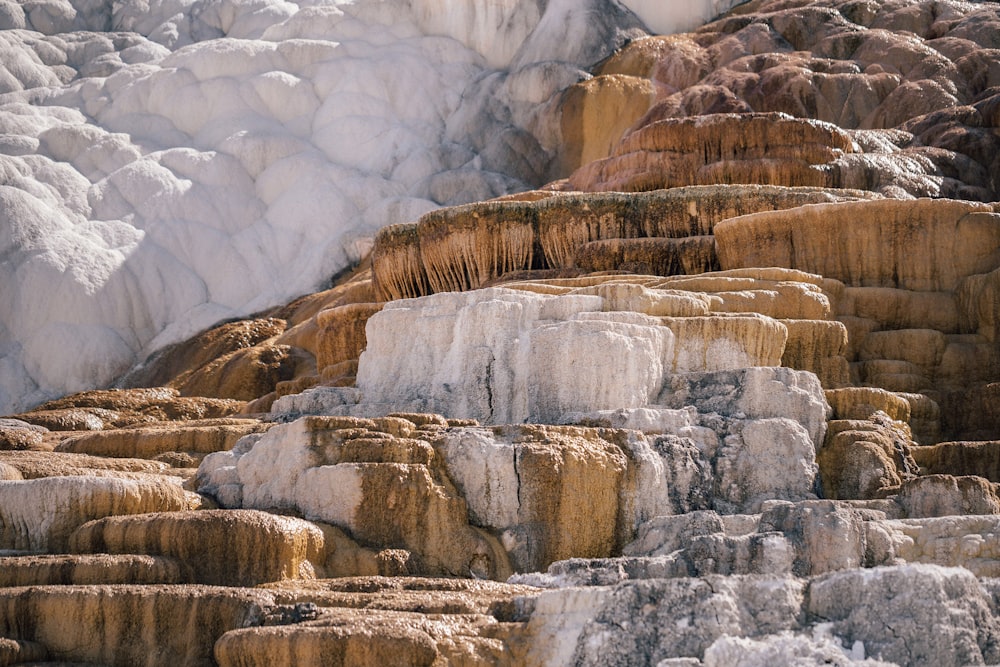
[574, 236, 718, 276]
[120, 318, 288, 390]
[314, 303, 384, 373]
[371, 186, 876, 301]
[171, 343, 312, 401]
[558, 73, 655, 176]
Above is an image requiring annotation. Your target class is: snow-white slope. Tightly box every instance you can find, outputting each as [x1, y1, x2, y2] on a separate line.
[0, 0, 745, 413]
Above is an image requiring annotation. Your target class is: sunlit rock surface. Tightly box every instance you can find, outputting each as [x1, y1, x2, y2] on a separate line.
[0, 0, 747, 414]
[2, 1, 1000, 665]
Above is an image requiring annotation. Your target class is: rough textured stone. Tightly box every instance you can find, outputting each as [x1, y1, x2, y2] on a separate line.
[56, 421, 270, 460]
[806, 565, 1000, 667]
[0, 554, 185, 586]
[715, 199, 1000, 292]
[0, 476, 197, 552]
[0, 419, 46, 451]
[68, 510, 325, 586]
[0, 585, 273, 667]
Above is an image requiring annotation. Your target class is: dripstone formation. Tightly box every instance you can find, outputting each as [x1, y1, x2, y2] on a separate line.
[2, 1, 1000, 665]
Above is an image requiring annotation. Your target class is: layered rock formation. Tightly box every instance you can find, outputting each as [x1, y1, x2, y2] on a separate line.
[2, 0, 1000, 665]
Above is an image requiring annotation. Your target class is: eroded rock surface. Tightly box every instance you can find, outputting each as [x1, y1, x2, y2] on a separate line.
[2, 1, 1000, 665]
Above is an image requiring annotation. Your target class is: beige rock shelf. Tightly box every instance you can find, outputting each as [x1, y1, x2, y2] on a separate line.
[2, 0, 1000, 665]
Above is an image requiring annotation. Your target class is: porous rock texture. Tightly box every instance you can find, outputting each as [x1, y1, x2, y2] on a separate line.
[2, 1, 1000, 666]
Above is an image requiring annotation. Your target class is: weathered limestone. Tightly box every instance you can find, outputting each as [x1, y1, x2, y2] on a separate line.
[355, 287, 675, 424]
[0, 585, 273, 667]
[0, 476, 197, 552]
[56, 421, 270, 460]
[894, 474, 1000, 518]
[198, 399, 824, 575]
[216, 609, 495, 667]
[551, 500, 1000, 581]
[68, 510, 325, 586]
[0, 419, 45, 450]
[573, 236, 719, 276]
[780, 319, 851, 388]
[573, 0, 1000, 200]
[12, 387, 245, 430]
[329, 287, 825, 426]
[659, 315, 786, 373]
[120, 318, 288, 389]
[715, 199, 1000, 292]
[818, 416, 919, 500]
[805, 565, 1000, 667]
[314, 303, 384, 372]
[657, 367, 830, 448]
[825, 387, 911, 423]
[371, 186, 878, 301]
[567, 113, 855, 192]
[0, 554, 185, 586]
[0, 450, 170, 479]
[912, 440, 1000, 482]
[558, 73, 656, 175]
[170, 342, 311, 401]
[197, 416, 513, 579]
[518, 575, 805, 667]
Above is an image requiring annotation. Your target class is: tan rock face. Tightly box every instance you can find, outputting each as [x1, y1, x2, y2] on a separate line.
[558, 73, 656, 176]
[56, 420, 270, 461]
[0, 476, 197, 552]
[120, 318, 288, 390]
[0, 449, 171, 479]
[0, 554, 185, 586]
[170, 343, 311, 401]
[0, 585, 273, 667]
[818, 414, 919, 500]
[0, 419, 45, 451]
[69, 510, 325, 586]
[11, 387, 245, 430]
[715, 199, 1000, 292]
[314, 303, 384, 373]
[370, 185, 875, 301]
[567, 112, 852, 192]
[216, 577, 539, 667]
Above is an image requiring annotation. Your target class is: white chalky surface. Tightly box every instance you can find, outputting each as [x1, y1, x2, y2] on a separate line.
[0, 0, 747, 413]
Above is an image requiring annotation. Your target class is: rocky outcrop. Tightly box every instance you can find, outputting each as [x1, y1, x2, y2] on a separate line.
[56, 419, 270, 462]
[567, 112, 854, 192]
[563, 0, 1000, 200]
[0, 476, 197, 552]
[0, 554, 185, 586]
[11, 387, 246, 430]
[715, 199, 1000, 292]
[371, 186, 877, 301]
[216, 577, 538, 667]
[2, 1, 1000, 665]
[197, 396, 824, 574]
[0, 585, 273, 667]
[68, 510, 325, 586]
[516, 563, 1000, 667]
[0, 419, 45, 450]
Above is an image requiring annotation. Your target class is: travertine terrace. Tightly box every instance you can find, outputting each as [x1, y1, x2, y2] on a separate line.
[3, 0, 1000, 665]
